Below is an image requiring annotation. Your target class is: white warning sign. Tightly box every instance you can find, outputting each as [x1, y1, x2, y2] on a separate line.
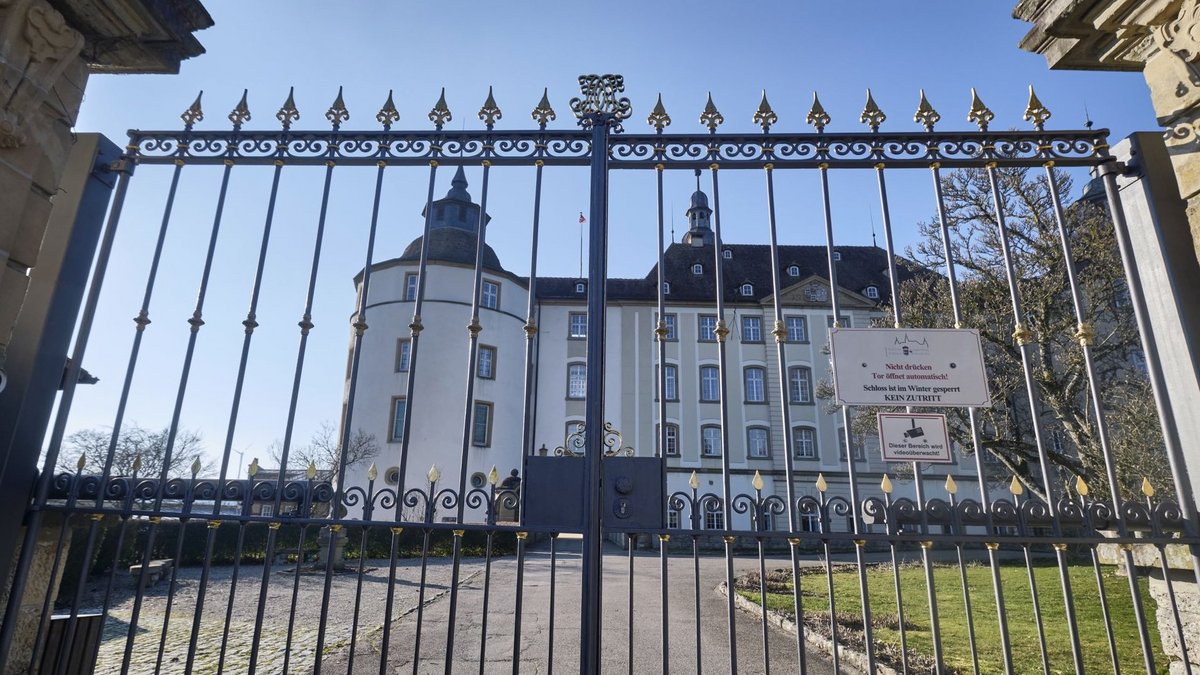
[877, 413, 953, 463]
[830, 328, 991, 407]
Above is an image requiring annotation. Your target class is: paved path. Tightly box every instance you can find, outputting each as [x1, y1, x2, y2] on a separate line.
[86, 535, 843, 674]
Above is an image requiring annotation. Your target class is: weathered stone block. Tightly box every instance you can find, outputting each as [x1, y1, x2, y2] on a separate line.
[0, 515, 73, 675]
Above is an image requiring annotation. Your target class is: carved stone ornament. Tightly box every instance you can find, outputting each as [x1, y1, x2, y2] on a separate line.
[0, 0, 85, 148]
[1158, 0, 1200, 63]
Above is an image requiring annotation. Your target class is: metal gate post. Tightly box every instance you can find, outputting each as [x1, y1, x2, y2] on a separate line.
[1103, 133, 1200, 523]
[571, 73, 630, 675]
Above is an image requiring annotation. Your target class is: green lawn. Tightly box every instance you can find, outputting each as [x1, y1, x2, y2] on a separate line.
[738, 558, 1168, 675]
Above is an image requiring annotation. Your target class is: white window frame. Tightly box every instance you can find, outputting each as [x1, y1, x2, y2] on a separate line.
[740, 283, 754, 296]
[662, 364, 678, 401]
[481, 280, 500, 310]
[787, 265, 801, 277]
[785, 316, 808, 343]
[567, 363, 587, 399]
[792, 426, 817, 459]
[390, 397, 407, 442]
[404, 273, 419, 301]
[472, 401, 493, 447]
[701, 425, 722, 457]
[747, 427, 770, 458]
[692, 263, 703, 275]
[699, 366, 720, 402]
[659, 423, 680, 457]
[865, 286, 879, 299]
[477, 345, 496, 379]
[744, 367, 766, 403]
[568, 312, 587, 339]
[698, 314, 718, 342]
[395, 338, 411, 372]
[789, 366, 813, 404]
[741, 316, 762, 342]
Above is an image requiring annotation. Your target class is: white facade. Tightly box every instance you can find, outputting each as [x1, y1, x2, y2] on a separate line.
[342, 174, 984, 527]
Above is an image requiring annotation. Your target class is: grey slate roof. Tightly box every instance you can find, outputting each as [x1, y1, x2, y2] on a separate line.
[534, 243, 918, 304]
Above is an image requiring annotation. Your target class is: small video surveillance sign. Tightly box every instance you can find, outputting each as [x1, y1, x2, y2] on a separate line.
[877, 413, 953, 463]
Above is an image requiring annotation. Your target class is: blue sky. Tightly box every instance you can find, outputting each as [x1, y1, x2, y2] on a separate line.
[63, 1, 1158, 474]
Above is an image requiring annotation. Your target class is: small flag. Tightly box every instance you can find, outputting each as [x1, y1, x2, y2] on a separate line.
[579, 212, 587, 224]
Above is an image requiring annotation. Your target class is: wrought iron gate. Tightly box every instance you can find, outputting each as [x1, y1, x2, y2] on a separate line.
[1, 74, 1198, 674]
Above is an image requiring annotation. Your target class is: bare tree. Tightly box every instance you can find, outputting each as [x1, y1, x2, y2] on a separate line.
[272, 421, 380, 481]
[59, 425, 206, 478]
[832, 166, 1167, 501]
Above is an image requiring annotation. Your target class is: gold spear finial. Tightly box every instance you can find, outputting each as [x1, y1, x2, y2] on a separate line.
[531, 87, 556, 128]
[1008, 475, 1023, 496]
[131, 453, 142, 476]
[367, 462, 378, 481]
[478, 86, 502, 130]
[815, 473, 828, 493]
[428, 464, 441, 483]
[429, 87, 452, 130]
[968, 88, 995, 132]
[914, 89, 940, 132]
[76, 454, 86, 472]
[488, 465, 499, 486]
[181, 90, 205, 130]
[249, 457, 259, 478]
[806, 92, 830, 132]
[647, 93, 671, 133]
[191, 457, 202, 478]
[376, 89, 399, 130]
[1074, 474, 1088, 497]
[1141, 477, 1155, 498]
[276, 87, 300, 131]
[689, 470, 700, 490]
[752, 470, 764, 491]
[754, 90, 778, 133]
[228, 89, 251, 130]
[1023, 85, 1051, 132]
[880, 473, 893, 494]
[945, 474, 958, 495]
[699, 92, 724, 133]
[306, 460, 318, 480]
[325, 86, 349, 130]
[860, 89, 886, 132]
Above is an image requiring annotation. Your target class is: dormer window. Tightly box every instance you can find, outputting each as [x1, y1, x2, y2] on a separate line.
[692, 264, 703, 275]
[787, 265, 800, 277]
[740, 283, 754, 296]
[832, 251, 842, 261]
[865, 286, 879, 299]
[723, 249, 733, 259]
[663, 282, 671, 294]
[575, 282, 585, 294]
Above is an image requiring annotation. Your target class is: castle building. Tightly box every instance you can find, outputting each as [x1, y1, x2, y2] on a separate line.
[340, 169, 981, 528]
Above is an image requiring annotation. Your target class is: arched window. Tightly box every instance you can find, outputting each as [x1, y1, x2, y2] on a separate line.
[692, 263, 703, 275]
[740, 283, 754, 296]
[723, 249, 733, 259]
[789, 366, 813, 404]
[575, 282, 585, 293]
[744, 367, 766, 403]
[699, 366, 720, 401]
[787, 265, 801, 277]
[747, 427, 770, 458]
[865, 286, 879, 299]
[792, 427, 817, 459]
[701, 425, 722, 457]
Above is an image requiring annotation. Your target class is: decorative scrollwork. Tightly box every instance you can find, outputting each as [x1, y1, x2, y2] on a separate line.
[1023, 86, 1051, 132]
[276, 87, 300, 131]
[753, 91, 777, 133]
[860, 89, 886, 132]
[429, 88, 452, 130]
[807, 92, 831, 133]
[325, 87, 350, 131]
[376, 90, 399, 130]
[228, 90, 251, 131]
[531, 88, 556, 129]
[478, 86, 502, 130]
[914, 89, 940, 132]
[554, 421, 634, 457]
[181, 91, 204, 130]
[699, 92, 724, 133]
[968, 88, 994, 132]
[569, 74, 632, 131]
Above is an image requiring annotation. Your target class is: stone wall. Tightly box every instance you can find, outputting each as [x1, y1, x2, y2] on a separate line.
[1015, 0, 1200, 267]
[0, 0, 89, 375]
